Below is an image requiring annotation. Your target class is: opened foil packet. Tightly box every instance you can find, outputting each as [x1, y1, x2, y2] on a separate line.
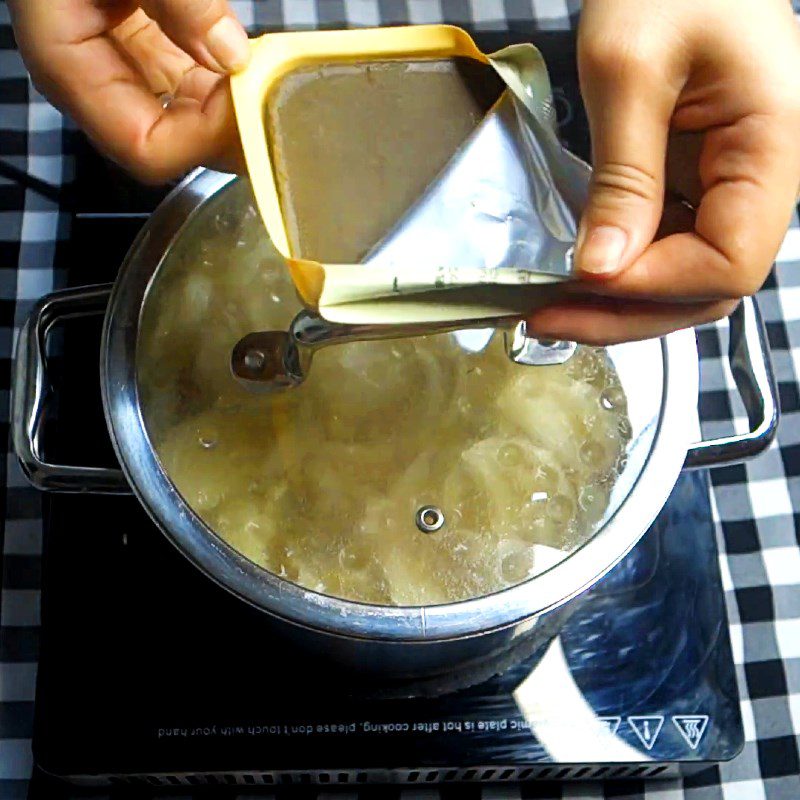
[231, 26, 591, 325]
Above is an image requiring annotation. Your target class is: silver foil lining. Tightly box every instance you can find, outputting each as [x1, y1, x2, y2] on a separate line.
[362, 90, 591, 291]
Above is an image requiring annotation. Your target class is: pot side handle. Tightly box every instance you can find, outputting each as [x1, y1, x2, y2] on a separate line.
[11, 284, 130, 493]
[684, 295, 779, 470]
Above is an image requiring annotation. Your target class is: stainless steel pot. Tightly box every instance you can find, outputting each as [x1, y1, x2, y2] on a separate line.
[11, 169, 779, 683]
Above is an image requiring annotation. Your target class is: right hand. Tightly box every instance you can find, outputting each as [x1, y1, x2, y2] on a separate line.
[527, 0, 800, 345]
[8, 0, 250, 183]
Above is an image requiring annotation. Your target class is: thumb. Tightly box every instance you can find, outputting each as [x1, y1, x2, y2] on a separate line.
[140, 0, 250, 74]
[576, 24, 683, 277]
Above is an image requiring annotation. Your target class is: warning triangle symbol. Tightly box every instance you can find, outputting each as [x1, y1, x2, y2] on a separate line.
[627, 716, 664, 751]
[597, 716, 621, 735]
[672, 715, 709, 750]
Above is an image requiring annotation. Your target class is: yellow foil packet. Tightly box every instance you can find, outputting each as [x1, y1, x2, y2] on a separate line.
[231, 25, 590, 325]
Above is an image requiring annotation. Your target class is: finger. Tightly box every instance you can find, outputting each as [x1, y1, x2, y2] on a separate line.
[8, 0, 138, 52]
[175, 61, 224, 102]
[576, 2, 688, 278]
[561, 195, 694, 300]
[41, 33, 236, 183]
[111, 11, 244, 174]
[110, 9, 195, 95]
[172, 66, 245, 173]
[577, 112, 800, 302]
[139, 0, 249, 74]
[526, 296, 738, 346]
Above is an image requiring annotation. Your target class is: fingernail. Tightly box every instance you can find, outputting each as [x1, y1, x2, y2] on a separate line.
[206, 17, 250, 72]
[578, 225, 628, 275]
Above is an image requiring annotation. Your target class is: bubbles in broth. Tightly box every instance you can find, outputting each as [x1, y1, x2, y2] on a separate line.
[137, 180, 631, 606]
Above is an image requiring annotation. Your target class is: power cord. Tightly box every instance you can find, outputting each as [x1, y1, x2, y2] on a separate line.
[0, 158, 65, 204]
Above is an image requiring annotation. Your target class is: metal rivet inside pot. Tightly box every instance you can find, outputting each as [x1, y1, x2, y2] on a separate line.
[244, 349, 266, 372]
[416, 506, 445, 533]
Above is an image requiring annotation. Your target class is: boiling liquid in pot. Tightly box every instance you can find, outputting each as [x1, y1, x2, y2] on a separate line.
[137, 181, 631, 606]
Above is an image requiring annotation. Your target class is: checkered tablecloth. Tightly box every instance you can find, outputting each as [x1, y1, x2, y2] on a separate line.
[2, 1, 800, 798]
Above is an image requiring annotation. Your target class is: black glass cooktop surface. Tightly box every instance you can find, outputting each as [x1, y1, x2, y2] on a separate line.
[33, 468, 742, 789]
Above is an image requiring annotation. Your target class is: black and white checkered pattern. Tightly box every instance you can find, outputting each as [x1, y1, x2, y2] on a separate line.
[1, 1, 799, 798]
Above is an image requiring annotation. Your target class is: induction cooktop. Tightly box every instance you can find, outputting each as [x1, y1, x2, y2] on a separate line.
[31, 468, 742, 792]
[27, 30, 743, 794]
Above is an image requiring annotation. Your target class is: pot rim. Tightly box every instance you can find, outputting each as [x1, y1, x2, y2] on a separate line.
[101, 168, 699, 643]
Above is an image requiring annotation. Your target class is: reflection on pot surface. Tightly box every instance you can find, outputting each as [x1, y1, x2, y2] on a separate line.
[137, 181, 631, 605]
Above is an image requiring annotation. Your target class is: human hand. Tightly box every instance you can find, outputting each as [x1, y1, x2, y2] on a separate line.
[8, 0, 250, 183]
[527, 0, 800, 345]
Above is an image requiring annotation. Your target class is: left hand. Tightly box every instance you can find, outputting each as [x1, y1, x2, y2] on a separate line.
[9, 0, 249, 184]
